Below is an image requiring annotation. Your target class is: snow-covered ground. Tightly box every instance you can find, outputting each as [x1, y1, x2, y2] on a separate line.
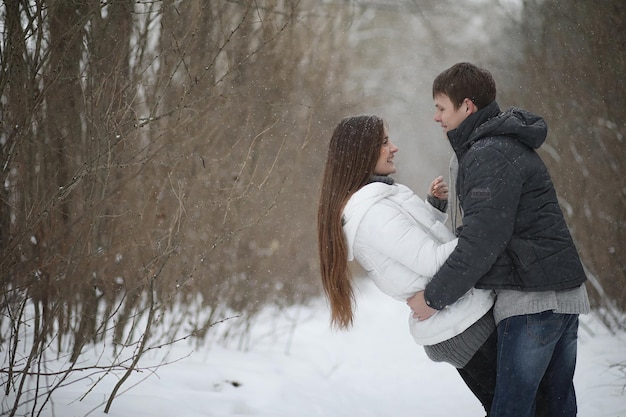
[6, 279, 626, 417]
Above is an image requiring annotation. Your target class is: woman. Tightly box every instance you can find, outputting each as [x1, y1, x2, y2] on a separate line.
[317, 115, 497, 415]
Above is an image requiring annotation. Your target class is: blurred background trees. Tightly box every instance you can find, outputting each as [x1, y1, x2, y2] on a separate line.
[1, 0, 355, 412]
[1, 0, 624, 413]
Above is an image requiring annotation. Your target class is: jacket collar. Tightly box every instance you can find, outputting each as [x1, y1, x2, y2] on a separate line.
[448, 101, 501, 158]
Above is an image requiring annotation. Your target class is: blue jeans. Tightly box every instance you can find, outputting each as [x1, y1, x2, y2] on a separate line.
[491, 311, 579, 417]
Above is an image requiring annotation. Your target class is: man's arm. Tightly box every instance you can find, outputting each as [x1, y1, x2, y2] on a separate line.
[423, 145, 522, 310]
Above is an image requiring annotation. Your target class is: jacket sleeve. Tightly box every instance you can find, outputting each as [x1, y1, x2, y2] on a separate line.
[424, 145, 522, 309]
[427, 194, 448, 213]
[357, 202, 457, 281]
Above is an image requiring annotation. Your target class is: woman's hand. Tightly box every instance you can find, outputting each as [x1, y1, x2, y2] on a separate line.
[429, 176, 449, 200]
[407, 291, 437, 321]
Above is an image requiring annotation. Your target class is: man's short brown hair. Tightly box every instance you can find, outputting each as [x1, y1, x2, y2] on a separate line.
[432, 62, 496, 110]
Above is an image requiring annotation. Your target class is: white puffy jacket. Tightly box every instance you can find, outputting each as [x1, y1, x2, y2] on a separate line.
[342, 181, 495, 345]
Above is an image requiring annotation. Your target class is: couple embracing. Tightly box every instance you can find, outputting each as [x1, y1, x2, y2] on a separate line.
[317, 62, 589, 417]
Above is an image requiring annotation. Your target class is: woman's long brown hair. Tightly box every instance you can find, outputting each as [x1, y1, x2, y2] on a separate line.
[317, 115, 385, 329]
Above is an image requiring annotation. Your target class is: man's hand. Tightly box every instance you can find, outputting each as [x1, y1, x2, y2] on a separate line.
[407, 291, 437, 321]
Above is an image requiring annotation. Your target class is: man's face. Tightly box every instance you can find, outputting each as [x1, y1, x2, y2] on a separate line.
[433, 94, 470, 136]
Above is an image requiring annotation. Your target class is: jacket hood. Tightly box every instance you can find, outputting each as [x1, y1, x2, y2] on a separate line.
[342, 182, 395, 261]
[449, 101, 547, 156]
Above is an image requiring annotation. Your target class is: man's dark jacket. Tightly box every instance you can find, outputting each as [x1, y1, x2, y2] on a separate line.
[424, 101, 587, 310]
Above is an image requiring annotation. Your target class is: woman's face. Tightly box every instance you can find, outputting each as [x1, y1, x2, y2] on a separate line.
[373, 126, 398, 176]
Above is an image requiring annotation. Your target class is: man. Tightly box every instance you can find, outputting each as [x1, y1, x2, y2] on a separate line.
[408, 62, 590, 417]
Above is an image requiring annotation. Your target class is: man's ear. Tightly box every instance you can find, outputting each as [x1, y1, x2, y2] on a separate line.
[464, 98, 477, 114]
